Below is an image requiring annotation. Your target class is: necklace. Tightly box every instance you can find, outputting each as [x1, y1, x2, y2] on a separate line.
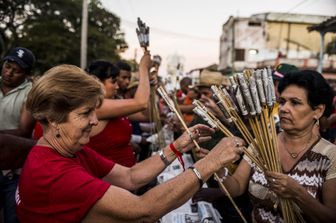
[282, 134, 313, 159]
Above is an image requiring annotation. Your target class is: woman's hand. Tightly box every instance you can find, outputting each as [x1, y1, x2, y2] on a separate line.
[173, 124, 214, 153]
[266, 171, 305, 200]
[207, 137, 245, 167]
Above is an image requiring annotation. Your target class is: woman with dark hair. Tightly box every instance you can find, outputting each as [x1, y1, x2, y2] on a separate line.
[86, 52, 152, 167]
[218, 70, 336, 222]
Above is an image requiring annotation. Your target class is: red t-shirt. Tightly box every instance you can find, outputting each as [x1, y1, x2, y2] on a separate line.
[16, 145, 115, 223]
[88, 117, 135, 167]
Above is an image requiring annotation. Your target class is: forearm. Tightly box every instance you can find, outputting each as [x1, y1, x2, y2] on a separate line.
[133, 66, 150, 108]
[294, 187, 336, 222]
[96, 99, 148, 119]
[140, 157, 218, 220]
[0, 133, 36, 169]
[221, 175, 244, 197]
[128, 110, 150, 122]
[220, 160, 251, 197]
[128, 144, 177, 189]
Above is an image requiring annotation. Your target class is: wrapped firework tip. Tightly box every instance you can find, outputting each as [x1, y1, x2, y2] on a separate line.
[211, 90, 232, 123]
[267, 66, 276, 104]
[229, 76, 236, 85]
[254, 70, 266, 105]
[193, 107, 218, 129]
[136, 17, 150, 49]
[262, 68, 273, 107]
[157, 87, 173, 110]
[249, 76, 262, 115]
[261, 69, 272, 106]
[192, 102, 218, 129]
[233, 83, 249, 116]
[237, 73, 256, 116]
[211, 86, 228, 110]
[221, 87, 239, 112]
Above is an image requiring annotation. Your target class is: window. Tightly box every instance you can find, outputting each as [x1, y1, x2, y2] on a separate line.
[248, 21, 262, 27]
[235, 49, 245, 61]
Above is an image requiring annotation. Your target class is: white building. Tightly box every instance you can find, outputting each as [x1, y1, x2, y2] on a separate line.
[219, 13, 335, 72]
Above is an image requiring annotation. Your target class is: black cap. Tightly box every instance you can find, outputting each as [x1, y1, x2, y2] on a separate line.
[3, 47, 36, 70]
[273, 63, 298, 80]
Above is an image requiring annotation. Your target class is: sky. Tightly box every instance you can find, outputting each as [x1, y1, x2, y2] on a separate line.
[101, 0, 336, 75]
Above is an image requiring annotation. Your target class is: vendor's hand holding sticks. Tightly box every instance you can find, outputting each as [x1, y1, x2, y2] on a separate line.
[158, 85, 248, 223]
[208, 68, 303, 223]
[136, 17, 150, 51]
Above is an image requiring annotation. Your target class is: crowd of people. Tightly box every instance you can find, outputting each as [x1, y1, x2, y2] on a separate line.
[1, 45, 336, 223]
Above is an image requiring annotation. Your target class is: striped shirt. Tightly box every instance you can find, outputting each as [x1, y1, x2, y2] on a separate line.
[245, 137, 336, 223]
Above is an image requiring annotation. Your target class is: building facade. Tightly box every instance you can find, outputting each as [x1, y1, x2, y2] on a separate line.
[219, 13, 336, 73]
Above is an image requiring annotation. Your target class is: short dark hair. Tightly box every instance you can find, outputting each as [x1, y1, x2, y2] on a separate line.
[86, 60, 119, 81]
[278, 70, 334, 117]
[115, 61, 131, 72]
[180, 77, 192, 87]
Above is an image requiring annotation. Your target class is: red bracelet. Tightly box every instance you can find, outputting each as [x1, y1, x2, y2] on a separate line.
[169, 143, 185, 171]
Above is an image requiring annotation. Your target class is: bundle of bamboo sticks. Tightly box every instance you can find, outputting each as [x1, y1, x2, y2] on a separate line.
[195, 67, 303, 223]
[158, 85, 249, 223]
[136, 18, 165, 150]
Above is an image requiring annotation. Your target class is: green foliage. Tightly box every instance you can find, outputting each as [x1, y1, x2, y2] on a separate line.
[0, 0, 128, 74]
[0, 0, 31, 54]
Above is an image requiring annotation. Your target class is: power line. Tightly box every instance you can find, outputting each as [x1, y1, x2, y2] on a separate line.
[121, 19, 218, 42]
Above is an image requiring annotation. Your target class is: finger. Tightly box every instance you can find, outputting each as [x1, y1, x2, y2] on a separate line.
[236, 146, 244, 155]
[198, 148, 210, 154]
[197, 136, 212, 144]
[195, 125, 215, 135]
[266, 172, 283, 180]
[233, 137, 245, 146]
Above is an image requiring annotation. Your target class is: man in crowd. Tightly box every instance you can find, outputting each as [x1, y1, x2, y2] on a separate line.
[116, 61, 132, 98]
[191, 69, 252, 223]
[0, 47, 36, 223]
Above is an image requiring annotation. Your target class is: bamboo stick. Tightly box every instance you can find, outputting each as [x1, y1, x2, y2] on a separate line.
[214, 174, 248, 223]
[158, 86, 200, 152]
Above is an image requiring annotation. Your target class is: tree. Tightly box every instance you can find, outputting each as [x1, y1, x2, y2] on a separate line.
[1, 0, 128, 74]
[0, 0, 31, 56]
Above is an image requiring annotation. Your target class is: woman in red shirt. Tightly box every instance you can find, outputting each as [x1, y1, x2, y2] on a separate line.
[86, 51, 151, 167]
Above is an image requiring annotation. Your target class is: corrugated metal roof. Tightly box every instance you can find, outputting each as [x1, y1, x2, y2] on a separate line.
[308, 16, 336, 33]
[251, 12, 331, 24]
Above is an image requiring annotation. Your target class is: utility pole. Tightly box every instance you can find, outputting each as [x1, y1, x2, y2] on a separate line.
[231, 18, 235, 74]
[80, 0, 88, 69]
[318, 31, 325, 73]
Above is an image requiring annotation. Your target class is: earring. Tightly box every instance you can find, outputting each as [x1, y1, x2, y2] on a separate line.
[314, 118, 320, 127]
[56, 128, 61, 138]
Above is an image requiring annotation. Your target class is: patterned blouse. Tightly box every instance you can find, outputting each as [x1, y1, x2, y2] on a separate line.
[245, 137, 336, 223]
